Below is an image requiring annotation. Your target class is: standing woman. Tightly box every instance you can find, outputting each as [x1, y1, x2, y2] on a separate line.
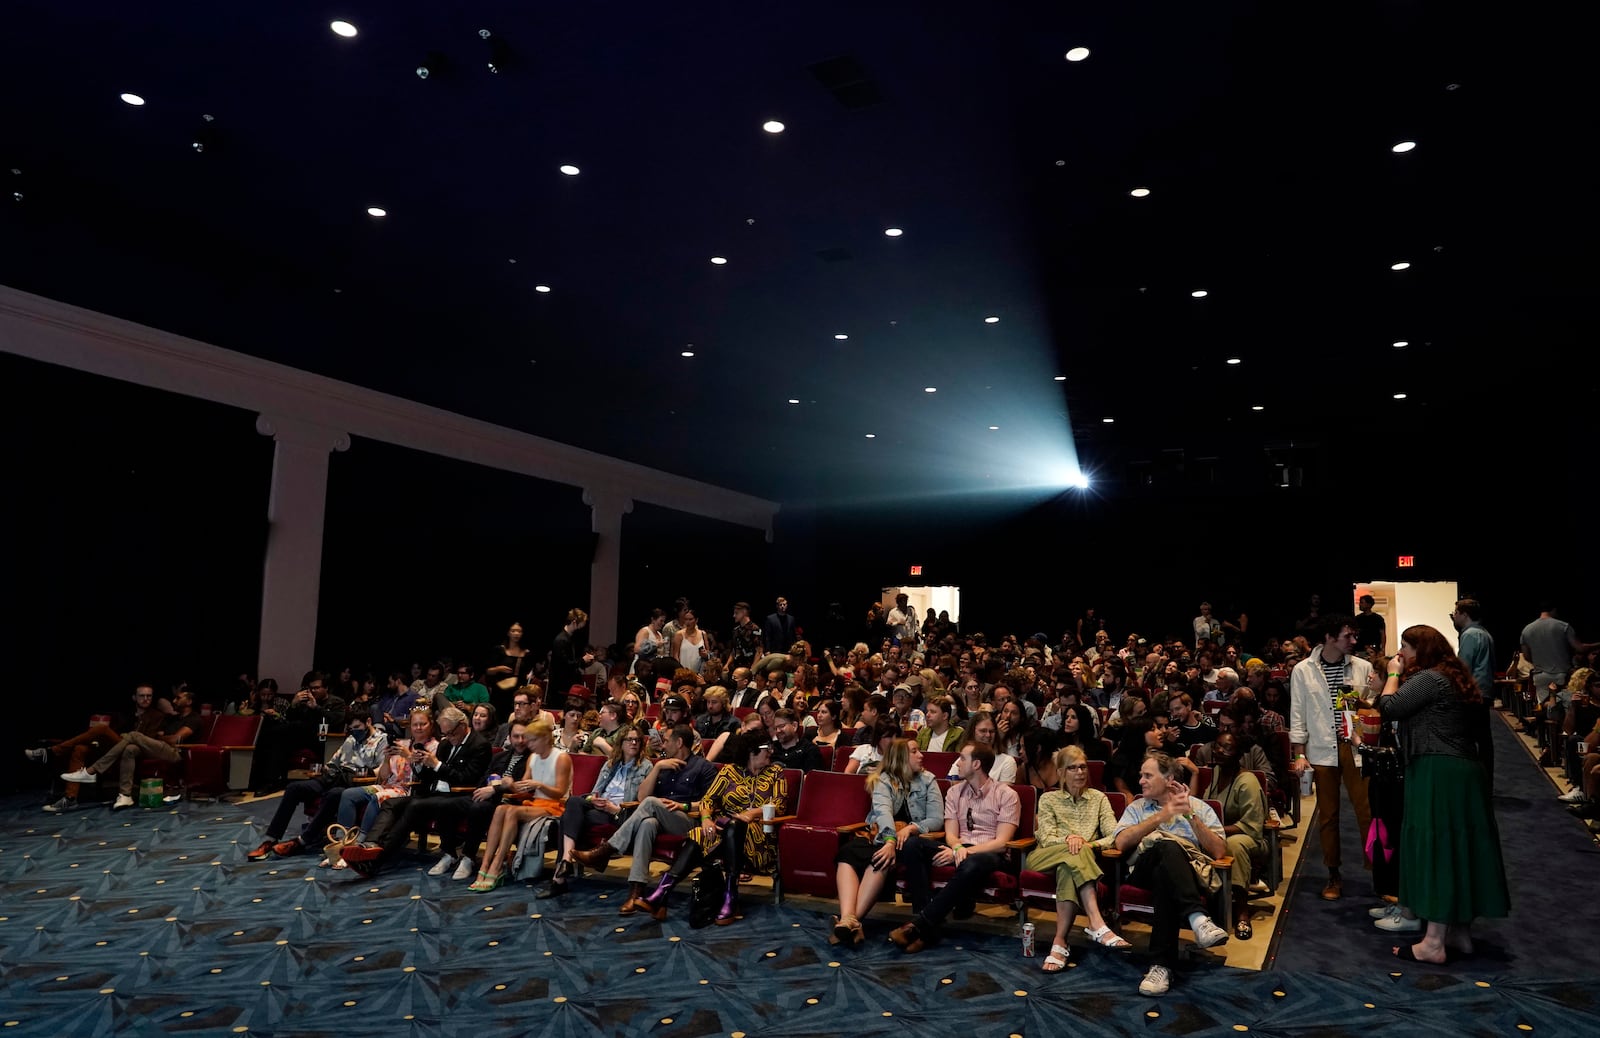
[633, 608, 669, 673]
[1377, 625, 1509, 963]
[671, 609, 710, 676]
[486, 622, 535, 718]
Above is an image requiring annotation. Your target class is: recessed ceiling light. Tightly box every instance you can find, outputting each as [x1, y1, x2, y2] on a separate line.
[762, 120, 785, 134]
[884, 227, 904, 237]
[120, 93, 146, 106]
[924, 387, 937, 393]
[787, 398, 799, 404]
[330, 20, 358, 37]
[1053, 375, 1066, 381]
[710, 256, 727, 265]
[1251, 405, 1264, 411]
[1226, 357, 1241, 365]
[1130, 187, 1150, 197]
[1392, 141, 1417, 153]
[366, 206, 387, 217]
[834, 333, 848, 340]
[984, 316, 1000, 324]
[1390, 261, 1411, 270]
[864, 433, 876, 438]
[1102, 417, 1115, 423]
[1392, 340, 1407, 348]
[1393, 392, 1407, 399]
[988, 425, 1000, 430]
[681, 350, 695, 358]
[1191, 290, 1208, 298]
[1064, 47, 1091, 62]
[559, 164, 580, 176]
[534, 284, 551, 293]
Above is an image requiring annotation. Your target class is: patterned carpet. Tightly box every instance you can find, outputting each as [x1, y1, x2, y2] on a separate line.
[0, 793, 1591, 1037]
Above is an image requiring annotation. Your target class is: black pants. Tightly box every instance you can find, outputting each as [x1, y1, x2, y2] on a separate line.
[668, 820, 748, 888]
[265, 776, 339, 841]
[1128, 840, 1211, 968]
[560, 796, 612, 843]
[902, 840, 1005, 933]
[382, 795, 474, 856]
[248, 722, 316, 792]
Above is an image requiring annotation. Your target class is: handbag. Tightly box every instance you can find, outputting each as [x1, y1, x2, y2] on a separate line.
[688, 861, 726, 929]
[1140, 828, 1224, 894]
[323, 823, 358, 864]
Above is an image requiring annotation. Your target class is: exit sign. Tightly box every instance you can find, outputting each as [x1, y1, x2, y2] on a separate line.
[909, 565, 923, 576]
[1397, 555, 1414, 568]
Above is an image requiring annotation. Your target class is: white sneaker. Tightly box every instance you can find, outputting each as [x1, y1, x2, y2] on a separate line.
[1369, 902, 1402, 920]
[112, 794, 136, 810]
[62, 768, 98, 783]
[452, 857, 476, 881]
[1558, 788, 1587, 803]
[42, 796, 77, 813]
[25, 747, 49, 762]
[1192, 916, 1229, 949]
[426, 853, 457, 877]
[1375, 912, 1422, 933]
[1139, 965, 1171, 995]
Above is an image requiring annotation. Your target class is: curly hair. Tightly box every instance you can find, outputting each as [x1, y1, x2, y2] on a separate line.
[1399, 625, 1480, 702]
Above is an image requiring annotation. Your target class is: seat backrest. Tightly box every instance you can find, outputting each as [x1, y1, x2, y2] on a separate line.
[208, 714, 261, 747]
[831, 743, 858, 772]
[645, 703, 661, 719]
[1194, 766, 1214, 792]
[920, 750, 959, 778]
[733, 706, 755, 720]
[568, 752, 605, 797]
[778, 768, 802, 815]
[1008, 783, 1038, 841]
[699, 738, 717, 757]
[1105, 790, 1127, 817]
[793, 769, 870, 828]
[1086, 759, 1105, 790]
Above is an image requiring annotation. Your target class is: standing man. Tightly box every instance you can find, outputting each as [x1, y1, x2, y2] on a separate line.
[1353, 595, 1387, 655]
[1194, 602, 1221, 648]
[1450, 597, 1498, 787]
[1288, 615, 1374, 901]
[887, 593, 918, 649]
[763, 596, 798, 654]
[1521, 603, 1599, 729]
[725, 602, 764, 672]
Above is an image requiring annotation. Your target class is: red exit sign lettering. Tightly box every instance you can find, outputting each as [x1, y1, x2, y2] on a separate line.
[1397, 555, 1414, 568]
[909, 565, 923, 576]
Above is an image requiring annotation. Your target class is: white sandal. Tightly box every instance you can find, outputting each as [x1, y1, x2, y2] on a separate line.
[331, 857, 349, 871]
[1086, 924, 1132, 950]
[1042, 943, 1070, 972]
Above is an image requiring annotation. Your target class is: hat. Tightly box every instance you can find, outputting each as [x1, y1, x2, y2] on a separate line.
[662, 694, 690, 713]
[567, 684, 590, 700]
[892, 684, 915, 697]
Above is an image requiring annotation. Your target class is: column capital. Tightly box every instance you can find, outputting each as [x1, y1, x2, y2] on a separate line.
[582, 486, 634, 529]
[256, 413, 351, 453]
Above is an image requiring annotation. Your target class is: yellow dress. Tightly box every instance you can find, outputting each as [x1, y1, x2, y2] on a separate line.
[690, 763, 789, 874]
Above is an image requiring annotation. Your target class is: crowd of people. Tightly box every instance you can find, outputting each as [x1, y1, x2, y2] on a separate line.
[25, 593, 1566, 995]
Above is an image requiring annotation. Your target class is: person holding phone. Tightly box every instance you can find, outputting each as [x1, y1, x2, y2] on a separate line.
[830, 739, 941, 947]
[1112, 751, 1230, 996]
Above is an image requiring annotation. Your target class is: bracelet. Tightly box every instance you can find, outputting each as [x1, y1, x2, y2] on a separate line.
[1388, 672, 1401, 678]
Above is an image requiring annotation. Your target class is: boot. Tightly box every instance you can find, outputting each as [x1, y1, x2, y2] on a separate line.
[619, 882, 648, 915]
[642, 873, 678, 919]
[714, 863, 740, 925]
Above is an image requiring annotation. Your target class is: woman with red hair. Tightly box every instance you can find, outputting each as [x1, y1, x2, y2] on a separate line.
[1377, 625, 1508, 963]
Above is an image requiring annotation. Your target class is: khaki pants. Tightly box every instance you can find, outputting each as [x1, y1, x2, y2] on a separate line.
[1312, 742, 1370, 872]
[52, 726, 123, 798]
[92, 731, 181, 795]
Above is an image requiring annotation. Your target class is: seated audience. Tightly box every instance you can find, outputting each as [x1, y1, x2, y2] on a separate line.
[540, 723, 650, 898]
[247, 714, 388, 860]
[1200, 732, 1269, 939]
[831, 739, 942, 946]
[462, 718, 572, 889]
[60, 685, 197, 810]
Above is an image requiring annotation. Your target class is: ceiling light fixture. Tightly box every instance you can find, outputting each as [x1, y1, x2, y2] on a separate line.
[924, 387, 937, 393]
[883, 227, 903, 237]
[834, 333, 848, 340]
[366, 206, 387, 217]
[984, 316, 1000, 324]
[120, 92, 146, 106]
[1191, 290, 1208, 298]
[192, 114, 217, 153]
[988, 425, 999, 430]
[681, 350, 695, 358]
[1251, 405, 1264, 411]
[762, 120, 785, 134]
[1393, 392, 1407, 399]
[787, 398, 799, 404]
[1130, 187, 1150, 197]
[710, 256, 727, 265]
[559, 164, 580, 176]
[330, 20, 358, 38]
[1053, 375, 1066, 381]
[1102, 417, 1115, 423]
[1226, 357, 1241, 365]
[1392, 340, 1407, 348]
[1392, 140, 1417, 153]
[1390, 261, 1411, 270]
[480, 29, 512, 73]
[534, 285, 551, 293]
[864, 433, 876, 439]
[416, 51, 447, 79]
[1064, 47, 1091, 62]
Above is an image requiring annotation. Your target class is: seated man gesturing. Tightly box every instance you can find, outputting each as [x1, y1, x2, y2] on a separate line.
[61, 685, 196, 810]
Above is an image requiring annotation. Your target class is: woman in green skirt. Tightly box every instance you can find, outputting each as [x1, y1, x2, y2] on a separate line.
[1377, 625, 1509, 963]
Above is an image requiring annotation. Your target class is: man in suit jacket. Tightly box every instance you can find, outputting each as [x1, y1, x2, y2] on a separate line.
[763, 597, 799, 654]
[343, 706, 493, 875]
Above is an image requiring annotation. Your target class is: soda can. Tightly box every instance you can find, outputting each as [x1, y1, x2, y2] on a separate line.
[1021, 921, 1035, 956]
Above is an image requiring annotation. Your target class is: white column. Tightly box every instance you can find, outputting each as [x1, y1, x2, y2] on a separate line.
[255, 414, 350, 684]
[583, 487, 634, 646]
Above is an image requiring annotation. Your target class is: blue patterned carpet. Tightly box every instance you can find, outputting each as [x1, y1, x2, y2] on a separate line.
[0, 792, 1591, 1037]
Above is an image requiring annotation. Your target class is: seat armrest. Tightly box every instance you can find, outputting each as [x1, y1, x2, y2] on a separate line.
[837, 822, 869, 834]
[768, 814, 798, 826]
[1006, 837, 1036, 851]
[1099, 847, 1124, 859]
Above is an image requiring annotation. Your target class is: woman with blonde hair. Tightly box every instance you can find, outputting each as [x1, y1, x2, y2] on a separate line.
[469, 717, 572, 891]
[1025, 744, 1129, 970]
[829, 738, 942, 946]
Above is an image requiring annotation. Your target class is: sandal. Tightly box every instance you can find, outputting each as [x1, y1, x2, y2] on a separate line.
[1042, 944, 1070, 972]
[331, 857, 348, 871]
[831, 916, 855, 944]
[1235, 918, 1253, 940]
[1085, 925, 1132, 950]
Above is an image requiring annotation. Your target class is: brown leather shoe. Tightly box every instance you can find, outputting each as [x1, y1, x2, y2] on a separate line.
[1320, 878, 1343, 901]
[272, 838, 301, 858]
[572, 844, 614, 871]
[619, 896, 650, 916]
[247, 840, 275, 862]
[889, 922, 924, 952]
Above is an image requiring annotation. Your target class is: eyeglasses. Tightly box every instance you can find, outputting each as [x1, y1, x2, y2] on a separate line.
[623, 738, 642, 744]
[1063, 764, 1090, 771]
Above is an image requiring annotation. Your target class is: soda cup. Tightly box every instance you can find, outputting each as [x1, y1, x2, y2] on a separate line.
[1022, 921, 1035, 956]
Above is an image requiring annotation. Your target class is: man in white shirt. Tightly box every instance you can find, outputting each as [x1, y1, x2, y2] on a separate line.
[1193, 602, 1221, 648]
[887, 593, 917, 648]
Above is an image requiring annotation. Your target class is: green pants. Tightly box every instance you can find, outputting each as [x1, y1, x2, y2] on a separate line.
[1024, 841, 1103, 905]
